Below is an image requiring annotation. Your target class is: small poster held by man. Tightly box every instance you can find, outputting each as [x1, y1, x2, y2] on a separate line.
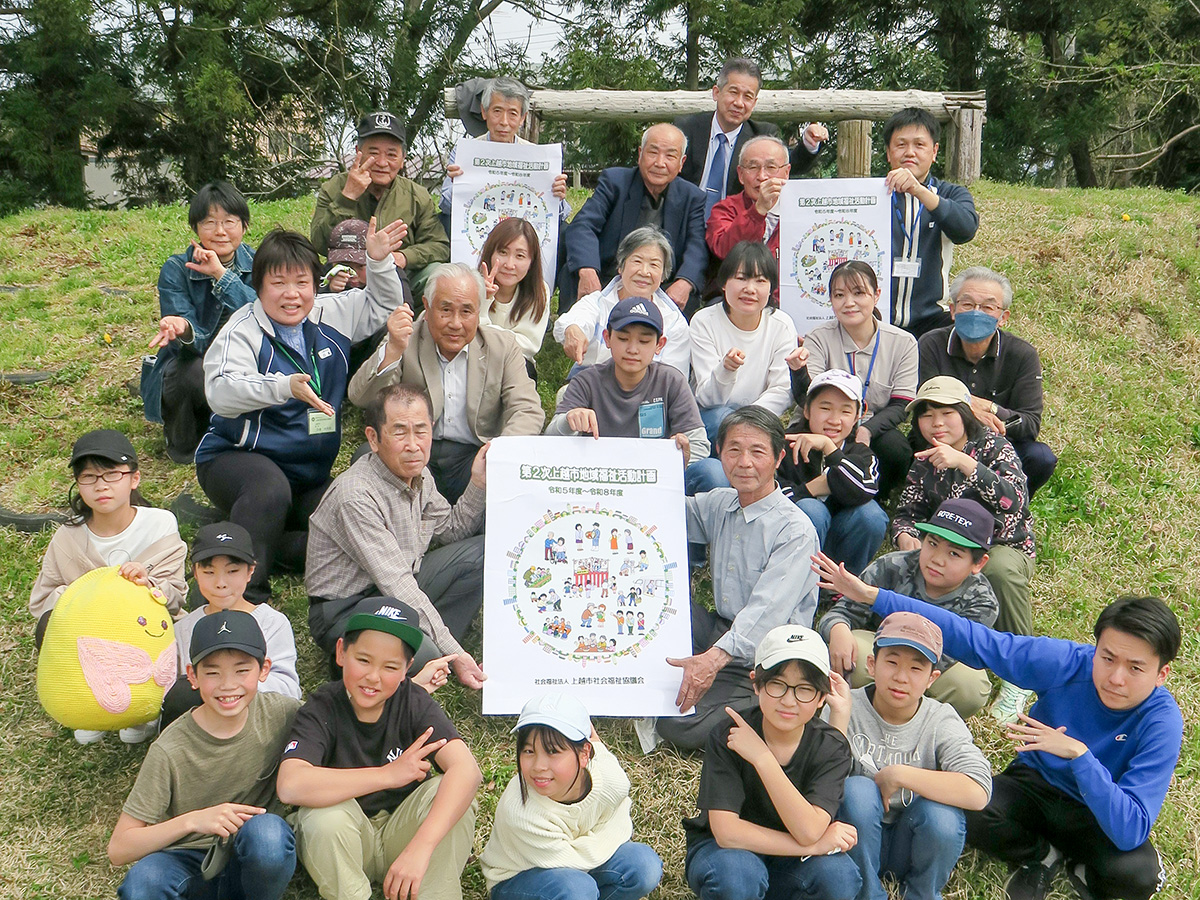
[449, 138, 562, 287]
[778, 177, 892, 333]
[482, 436, 693, 717]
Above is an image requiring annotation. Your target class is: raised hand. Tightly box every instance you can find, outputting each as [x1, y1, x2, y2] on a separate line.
[343, 150, 376, 200]
[723, 348, 746, 372]
[184, 241, 226, 280]
[785, 337, 808, 371]
[724, 706, 772, 767]
[810, 551, 877, 605]
[385, 304, 415, 358]
[480, 261, 498, 303]
[366, 216, 408, 261]
[384, 726, 446, 788]
[149, 315, 192, 349]
[411, 654, 458, 694]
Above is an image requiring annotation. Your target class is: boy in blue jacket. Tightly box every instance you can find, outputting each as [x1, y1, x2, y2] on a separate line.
[812, 550, 1181, 900]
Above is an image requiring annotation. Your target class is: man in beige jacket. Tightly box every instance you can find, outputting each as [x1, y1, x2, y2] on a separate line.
[350, 262, 545, 501]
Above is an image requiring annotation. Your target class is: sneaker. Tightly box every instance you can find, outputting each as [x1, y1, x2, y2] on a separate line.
[1065, 862, 1098, 900]
[633, 717, 661, 754]
[119, 720, 159, 744]
[1005, 861, 1057, 900]
[74, 729, 106, 744]
[990, 680, 1033, 724]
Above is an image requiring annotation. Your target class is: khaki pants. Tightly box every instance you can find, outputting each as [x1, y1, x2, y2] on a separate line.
[291, 776, 476, 900]
[849, 629, 992, 720]
[983, 545, 1035, 637]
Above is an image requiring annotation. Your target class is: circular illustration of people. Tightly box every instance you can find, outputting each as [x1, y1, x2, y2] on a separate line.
[508, 505, 679, 664]
[461, 182, 553, 257]
[789, 219, 885, 306]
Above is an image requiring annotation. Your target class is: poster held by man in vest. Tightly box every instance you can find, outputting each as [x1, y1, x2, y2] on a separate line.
[778, 178, 892, 332]
[481, 436, 692, 716]
[449, 139, 563, 287]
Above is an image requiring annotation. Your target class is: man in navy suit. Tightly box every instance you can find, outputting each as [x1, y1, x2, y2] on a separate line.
[674, 58, 827, 217]
[558, 123, 707, 313]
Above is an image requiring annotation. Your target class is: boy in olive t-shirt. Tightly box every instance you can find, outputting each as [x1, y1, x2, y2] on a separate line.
[107, 610, 301, 900]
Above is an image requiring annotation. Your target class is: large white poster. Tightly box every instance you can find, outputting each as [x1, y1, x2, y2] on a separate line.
[449, 138, 562, 288]
[778, 177, 892, 334]
[482, 436, 693, 717]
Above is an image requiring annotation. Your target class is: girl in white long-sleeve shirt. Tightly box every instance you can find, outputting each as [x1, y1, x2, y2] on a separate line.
[480, 693, 663, 900]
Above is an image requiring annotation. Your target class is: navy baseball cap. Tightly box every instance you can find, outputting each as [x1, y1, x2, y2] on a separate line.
[915, 498, 995, 550]
[606, 296, 664, 336]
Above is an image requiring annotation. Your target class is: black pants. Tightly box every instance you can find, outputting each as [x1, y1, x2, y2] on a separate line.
[429, 440, 480, 504]
[966, 763, 1164, 900]
[160, 677, 203, 729]
[160, 355, 209, 458]
[1012, 439, 1058, 496]
[654, 600, 755, 751]
[870, 426, 914, 501]
[196, 451, 330, 604]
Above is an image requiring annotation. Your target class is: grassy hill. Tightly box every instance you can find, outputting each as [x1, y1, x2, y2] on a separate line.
[0, 180, 1197, 899]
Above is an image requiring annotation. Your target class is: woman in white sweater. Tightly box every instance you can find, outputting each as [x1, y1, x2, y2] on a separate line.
[687, 242, 798, 493]
[477, 217, 550, 379]
[480, 693, 662, 900]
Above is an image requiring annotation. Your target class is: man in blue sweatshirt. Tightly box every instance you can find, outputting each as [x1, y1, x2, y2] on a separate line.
[811, 550, 1181, 900]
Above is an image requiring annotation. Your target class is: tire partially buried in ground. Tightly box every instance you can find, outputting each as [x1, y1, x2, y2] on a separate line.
[0, 494, 220, 533]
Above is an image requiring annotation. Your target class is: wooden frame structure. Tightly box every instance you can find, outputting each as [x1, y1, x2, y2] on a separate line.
[445, 88, 986, 183]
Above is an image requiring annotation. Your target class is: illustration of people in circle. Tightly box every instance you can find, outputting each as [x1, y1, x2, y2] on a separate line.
[460, 182, 552, 257]
[790, 220, 885, 306]
[509, 505, 677, 663]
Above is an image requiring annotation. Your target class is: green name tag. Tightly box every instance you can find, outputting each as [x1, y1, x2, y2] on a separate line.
[307, 409, 337, 435]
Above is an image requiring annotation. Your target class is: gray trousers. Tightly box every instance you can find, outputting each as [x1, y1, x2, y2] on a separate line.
[655, 598, 757, 752]
[307, 534, 486, 671]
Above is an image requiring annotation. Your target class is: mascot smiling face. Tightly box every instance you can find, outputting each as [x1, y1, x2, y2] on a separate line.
[37, 567, 177, 731]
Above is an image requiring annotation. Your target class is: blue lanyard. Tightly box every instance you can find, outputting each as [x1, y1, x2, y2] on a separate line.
[846, 330, 882, 399]
[894, 191, 924, 247]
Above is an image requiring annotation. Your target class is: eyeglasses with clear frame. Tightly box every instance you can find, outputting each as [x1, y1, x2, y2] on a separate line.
[762, 679, 819, 703]
[76, 470, 133, 485]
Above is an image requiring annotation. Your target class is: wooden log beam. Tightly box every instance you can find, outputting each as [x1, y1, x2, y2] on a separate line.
[445, 87, 985, 124]
[836, 120, 873, 178]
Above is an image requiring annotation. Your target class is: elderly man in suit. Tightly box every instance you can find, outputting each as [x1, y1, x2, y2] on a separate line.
[348, 262, 545, 502]
[675, 58, 827, 218]
[557, 123, 707, 314]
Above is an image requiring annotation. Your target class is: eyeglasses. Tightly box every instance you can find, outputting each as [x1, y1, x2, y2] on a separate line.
[738, 163, 786, 175]
[76, 470, 133, 485]
[953, 300, 1004, 315]
[197, 217, 243, 232]
[762, 679, 819, 703]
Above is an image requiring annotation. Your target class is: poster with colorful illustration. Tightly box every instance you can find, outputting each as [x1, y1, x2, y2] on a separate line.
[482, 436, 692, 717]
[778, 178, 891, 333]
[449, 138, 562, 288]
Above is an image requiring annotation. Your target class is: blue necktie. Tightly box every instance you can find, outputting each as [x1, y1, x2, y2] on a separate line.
[704, 132, 728, 218]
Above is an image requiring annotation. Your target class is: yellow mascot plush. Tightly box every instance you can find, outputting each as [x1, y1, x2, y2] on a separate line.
[37, 567, 177, 731]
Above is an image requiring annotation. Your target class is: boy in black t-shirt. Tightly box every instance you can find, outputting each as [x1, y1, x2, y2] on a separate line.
[684, 625, 862, 900]
[277, 601, 482, 900]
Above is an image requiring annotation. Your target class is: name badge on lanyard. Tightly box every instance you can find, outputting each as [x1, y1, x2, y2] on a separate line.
[892, 259, 922, 278]
[893, 193, 924, 279]
[308, 409, 337, 435]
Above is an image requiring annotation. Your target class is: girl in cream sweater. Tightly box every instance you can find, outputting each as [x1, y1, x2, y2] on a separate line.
[480, 693, 662, 900]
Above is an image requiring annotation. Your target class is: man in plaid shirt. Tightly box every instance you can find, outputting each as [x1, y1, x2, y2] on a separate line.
[305, 381, 489, 688]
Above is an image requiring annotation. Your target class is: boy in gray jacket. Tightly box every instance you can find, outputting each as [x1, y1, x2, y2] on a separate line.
[827, 612, 992, 900]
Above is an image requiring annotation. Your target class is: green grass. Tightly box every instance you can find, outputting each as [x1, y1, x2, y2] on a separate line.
[1, 181, 1199, 898]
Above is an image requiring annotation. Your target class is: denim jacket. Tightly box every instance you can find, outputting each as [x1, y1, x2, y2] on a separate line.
[141, 242, 256, 422]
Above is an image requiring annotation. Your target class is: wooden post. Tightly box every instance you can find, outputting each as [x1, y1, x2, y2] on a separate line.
[520, 109, 541, 143]
[837, 120, 872, 177]
[946, 107, 984, 184]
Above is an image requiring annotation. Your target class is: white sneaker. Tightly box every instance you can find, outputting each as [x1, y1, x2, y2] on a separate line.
[633, 717, 662, 754]
[74, 729, 106, 744]
[119, 720, 159, 744]
[990, 681, 1033, 724]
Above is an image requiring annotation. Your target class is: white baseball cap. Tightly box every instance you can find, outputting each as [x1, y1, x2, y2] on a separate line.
[513, 692, 592, 741]
[806, 369, 864, 406]
[754, 625, 832, 675]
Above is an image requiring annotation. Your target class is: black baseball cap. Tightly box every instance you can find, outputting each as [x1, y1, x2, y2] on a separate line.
[192, 522, 257, 565]
[606, 296, 664, 336]
[914, 498, 995, 550]
[345, 600, 424, 654]
[190, 609, 267, 665]
[70, 429, 137, 467]
[357, 111, 406, 145]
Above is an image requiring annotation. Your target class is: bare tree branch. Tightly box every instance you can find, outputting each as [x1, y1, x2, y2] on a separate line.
[1104, 124, 1200, 170]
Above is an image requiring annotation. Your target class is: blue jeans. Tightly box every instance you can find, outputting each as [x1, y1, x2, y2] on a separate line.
[794, 499, 889, 575]
[685, 457, 730, 494]
[838, 775, 966, 900]
[490, 841, 662, 900]
[700, 404, 739, 446]
[686, 836, 861, 900]
[117, 813, 296, 900]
